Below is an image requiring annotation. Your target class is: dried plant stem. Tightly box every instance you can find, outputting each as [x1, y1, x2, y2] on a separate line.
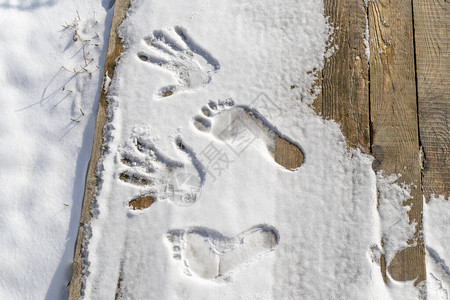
[61, 66, 77, 74]
[75, 31, 88, 66]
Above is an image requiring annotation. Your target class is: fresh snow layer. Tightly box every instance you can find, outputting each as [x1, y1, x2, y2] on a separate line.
[81, 0, 425, 299]
[0, 0, 442, 299]
[0, 1, 112, 299]
[376, 172, 417, 265]
[424, 195, 450, 299]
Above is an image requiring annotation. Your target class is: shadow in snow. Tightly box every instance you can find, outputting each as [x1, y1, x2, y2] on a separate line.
[0, 0, 56, 10]
[44, 0, 116, 299]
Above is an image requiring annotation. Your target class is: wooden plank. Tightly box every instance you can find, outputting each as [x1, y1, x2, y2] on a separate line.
[317, 0, 370, 152]
[368, 0, 426, 284]
[311, 70, 323, 115]
[413, 0, 450, 200]
[274, 136, 304, 170]
[68, 0, 131, 299]
[275, 0, 372, 171]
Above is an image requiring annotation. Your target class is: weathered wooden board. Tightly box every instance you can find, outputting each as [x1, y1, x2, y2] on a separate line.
[368, 0, 426, 284]
[68, 0, 131, 299]
[317, 0, 370, 152]
[413, 0, 450, 200]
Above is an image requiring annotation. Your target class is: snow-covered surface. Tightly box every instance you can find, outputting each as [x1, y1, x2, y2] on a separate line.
[0, 1, 112, 299]
[81, 0, 427, 299]
[1, 0, 447, 299]
[377, 173, 416, 265]
[424, 195, 450, 299]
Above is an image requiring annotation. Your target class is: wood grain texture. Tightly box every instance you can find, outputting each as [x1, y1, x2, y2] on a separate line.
[274, 135, 304, 170]
[413, 0, 450, 200]
[368, 0, 426, 284]
[318, 0, 370, 152]
[311, 70, 323, 115]
[68, 0, 131, 299]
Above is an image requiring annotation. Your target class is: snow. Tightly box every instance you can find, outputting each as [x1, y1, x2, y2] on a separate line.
[81, 0, 431, 299]
[0, 1, 112, 299]
[424, 195, 450, 299]
[376, 172, 416, 265]
[1, 0, 447, 299]
[365, 16, 370, 62]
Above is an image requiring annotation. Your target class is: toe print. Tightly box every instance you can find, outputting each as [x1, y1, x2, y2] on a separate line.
[166, 225, 279, 279]
[138, 26, 220, 98]
[118, 135, 205, 208]
[193, 100, 305, 170]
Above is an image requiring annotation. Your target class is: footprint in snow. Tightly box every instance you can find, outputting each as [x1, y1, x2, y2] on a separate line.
[193, 99, 305, 170]
[167, 225, 279, 279]
[118, 135, 204, 209]
[138, 26, 220, 98]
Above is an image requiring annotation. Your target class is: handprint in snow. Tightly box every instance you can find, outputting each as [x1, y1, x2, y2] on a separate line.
[138, 26, 220, 98]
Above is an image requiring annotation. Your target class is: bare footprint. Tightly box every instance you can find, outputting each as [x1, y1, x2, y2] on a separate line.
[166, 225, 279, 279]
[193, 99, 305, 170]
[138, 26, 220, 98]
[118, 135, 204, 208]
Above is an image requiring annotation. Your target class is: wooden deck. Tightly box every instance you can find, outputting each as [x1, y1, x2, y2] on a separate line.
[314, 0, 449, 285]
[69, 0, 449, 298]
[68, 1, 131, 298]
